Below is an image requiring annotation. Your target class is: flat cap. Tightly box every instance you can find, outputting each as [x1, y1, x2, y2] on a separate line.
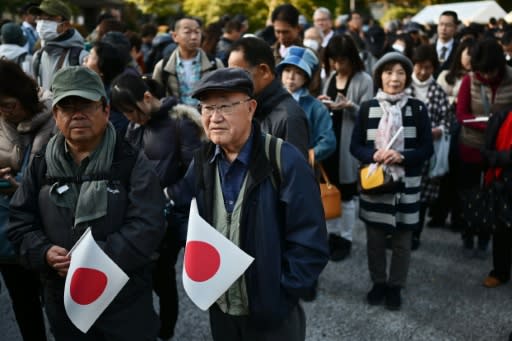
[51, 66, 106, 106]
[191, 68, 254, 99]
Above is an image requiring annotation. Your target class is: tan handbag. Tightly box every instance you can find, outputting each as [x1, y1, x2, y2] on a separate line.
[319, 164, 342, 219]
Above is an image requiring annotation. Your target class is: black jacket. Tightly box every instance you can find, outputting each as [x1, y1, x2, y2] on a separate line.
[7, 137, 166, 276]
[172, 123, 328, 328]
[254, 78, 310, 158]
[125, 99, 204, 188]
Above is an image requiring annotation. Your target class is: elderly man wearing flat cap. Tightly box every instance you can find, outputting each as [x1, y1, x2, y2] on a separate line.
[7, 66, 166, 340]
[167, 67, 328, 341]
[29, 0, 88, 90]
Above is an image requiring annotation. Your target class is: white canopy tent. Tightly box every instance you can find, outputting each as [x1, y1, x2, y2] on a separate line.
[411, 1, 507, 24]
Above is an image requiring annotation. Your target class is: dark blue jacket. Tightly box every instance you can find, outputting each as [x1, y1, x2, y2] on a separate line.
[171, 123, 328, 328]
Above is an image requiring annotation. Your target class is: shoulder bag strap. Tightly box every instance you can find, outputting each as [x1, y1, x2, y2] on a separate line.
[480, 84, 491, 115]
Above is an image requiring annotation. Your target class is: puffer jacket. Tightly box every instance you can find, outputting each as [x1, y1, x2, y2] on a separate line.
[125, 98, 205, 188]
[171, 123, 328, 328]
[0, 89, 54, 173]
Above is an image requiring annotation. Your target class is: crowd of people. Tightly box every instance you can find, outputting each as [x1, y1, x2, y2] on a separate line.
[0, 0, 511, 340]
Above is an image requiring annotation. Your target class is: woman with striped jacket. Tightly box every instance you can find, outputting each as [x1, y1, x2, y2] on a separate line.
[350, 52, 433, 310]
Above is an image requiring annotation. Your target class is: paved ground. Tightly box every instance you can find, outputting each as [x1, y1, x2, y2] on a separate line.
[1, 214, 511, 340]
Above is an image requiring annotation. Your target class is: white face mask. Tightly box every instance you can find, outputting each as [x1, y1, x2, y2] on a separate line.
[303, 39, 320, 52]
[36, 20, 60, 41]
[392, 43, 405, 54]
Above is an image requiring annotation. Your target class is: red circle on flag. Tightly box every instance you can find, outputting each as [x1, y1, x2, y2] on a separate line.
[70, 267, 108, 305]
[185, 241, 221, 282]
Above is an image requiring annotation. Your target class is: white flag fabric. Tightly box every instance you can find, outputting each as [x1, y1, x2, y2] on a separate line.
[183, 198, 254, 310]
[64, 228, 129, 333]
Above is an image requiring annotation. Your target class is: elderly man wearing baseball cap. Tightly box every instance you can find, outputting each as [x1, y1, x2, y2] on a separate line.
[29, 0, 88, 90]
[165, 67, 328, 341]
[7, 66, 166, 340]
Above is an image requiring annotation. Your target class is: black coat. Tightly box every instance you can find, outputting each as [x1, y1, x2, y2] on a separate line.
[254, 78, 310, 158]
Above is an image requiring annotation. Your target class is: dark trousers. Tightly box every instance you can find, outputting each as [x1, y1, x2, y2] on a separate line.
[209, 303, 306, 341]
[0, 263, 47, 341]
[366, 225, 412, 287]
[490, 223, 512, 282]
[152, 228, 181, 339]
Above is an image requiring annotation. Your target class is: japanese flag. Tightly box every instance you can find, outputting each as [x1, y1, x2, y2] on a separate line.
[183, 198, 254, 310]
[64, 228, 129, 333]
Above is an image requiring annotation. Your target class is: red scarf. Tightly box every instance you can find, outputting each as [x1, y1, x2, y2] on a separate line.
[485, 112, 512, 184]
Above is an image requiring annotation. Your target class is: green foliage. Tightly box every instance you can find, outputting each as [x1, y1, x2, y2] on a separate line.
[125, 0, 181, 17]
[379, 5, 421, 25]
[183, 0, 338, 32]
[0, 0, 27, 16]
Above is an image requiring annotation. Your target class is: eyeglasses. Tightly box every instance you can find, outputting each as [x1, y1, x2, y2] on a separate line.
[198, 98, 251, 117]
[56, 102, 102, 116]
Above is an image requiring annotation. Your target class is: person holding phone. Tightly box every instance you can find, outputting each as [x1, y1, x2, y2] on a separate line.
[319, 34, 373, 261]
[0, 59, 54, 340]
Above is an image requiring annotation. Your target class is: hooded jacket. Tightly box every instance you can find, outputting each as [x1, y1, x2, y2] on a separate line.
[32, 29, 88, 90]
[0, 44, 32, 75]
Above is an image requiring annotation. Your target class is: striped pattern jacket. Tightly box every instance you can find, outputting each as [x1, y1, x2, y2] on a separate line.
[350, 98, 434, 230]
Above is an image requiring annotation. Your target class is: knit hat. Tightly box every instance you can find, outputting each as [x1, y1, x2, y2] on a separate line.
[1, 23, 26, 46]
[373, 51, 413, 79]
[276, 46, 319, 79]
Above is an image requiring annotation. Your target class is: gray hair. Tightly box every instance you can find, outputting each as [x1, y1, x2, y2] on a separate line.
[314, 7, 331, 20]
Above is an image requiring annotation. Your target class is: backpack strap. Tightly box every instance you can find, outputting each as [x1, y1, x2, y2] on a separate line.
[161, 55, 171, 95]
[263, 133, 283, 190]
[32, 47, 46, 82]
[67, 46, 83, 66]
[36, 139, 138, 192]
[15, 52, 28, 67]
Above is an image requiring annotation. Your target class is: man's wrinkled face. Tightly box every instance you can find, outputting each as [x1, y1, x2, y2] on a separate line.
[199, 91, 255, 151]
[53, 96, 109, 148]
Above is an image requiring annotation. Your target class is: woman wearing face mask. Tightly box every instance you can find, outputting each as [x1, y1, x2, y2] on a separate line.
[111, 74, 205, 340]
[30, 2, 88, 90]
[318, 34, 373, 262]
[407, 44, 451, 250]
